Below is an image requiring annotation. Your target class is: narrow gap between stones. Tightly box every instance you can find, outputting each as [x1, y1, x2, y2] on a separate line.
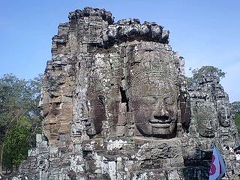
[120, 86, 129, 112]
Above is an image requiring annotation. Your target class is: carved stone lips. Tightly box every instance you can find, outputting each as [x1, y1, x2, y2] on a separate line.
[205, 129, 214, 134]
[149, 117, 172, 128]
[149, 116, 172, 125]
[149, 119, 172, 124]
[202, 129, 215, 137]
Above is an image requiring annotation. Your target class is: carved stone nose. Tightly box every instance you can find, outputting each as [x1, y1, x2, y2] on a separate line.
[206, 120, 213, 129]
[153, 102, 169, 120]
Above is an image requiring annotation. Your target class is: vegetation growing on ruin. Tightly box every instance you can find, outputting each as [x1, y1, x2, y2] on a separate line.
[187, 66, 225, 87]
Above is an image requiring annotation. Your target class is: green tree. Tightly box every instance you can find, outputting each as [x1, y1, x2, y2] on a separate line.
[3, 117, 31, 172]
[0, 74, 42, 174]
[187, 66, 225, 87]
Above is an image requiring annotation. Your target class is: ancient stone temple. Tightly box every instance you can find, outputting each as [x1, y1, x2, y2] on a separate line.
[12, 7, 239, 180]
[187, 67, 240, 178]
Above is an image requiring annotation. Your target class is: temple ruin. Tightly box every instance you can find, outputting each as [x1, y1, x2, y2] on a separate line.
[11, 7, 240, 180]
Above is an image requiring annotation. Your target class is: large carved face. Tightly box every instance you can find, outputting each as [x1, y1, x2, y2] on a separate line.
[194, 102, 217, 138]
[218, 106, 230, 127]
[132, 84, 179, 138]
[130, 48, 180, 138]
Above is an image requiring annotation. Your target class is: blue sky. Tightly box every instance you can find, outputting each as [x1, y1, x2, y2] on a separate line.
[0, 0, 239, 102]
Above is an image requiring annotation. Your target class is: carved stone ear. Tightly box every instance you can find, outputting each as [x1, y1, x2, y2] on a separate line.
[179, 91, 191, 133]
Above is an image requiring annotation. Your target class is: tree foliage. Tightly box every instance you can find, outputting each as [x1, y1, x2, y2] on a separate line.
[3, 117, 32, 170]
[0, 74, 42, 173]
[192, 66, 225, 80]
[187, 66, 225, 87]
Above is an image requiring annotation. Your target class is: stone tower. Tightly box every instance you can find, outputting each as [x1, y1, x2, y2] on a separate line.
[13, 7, 239, 180]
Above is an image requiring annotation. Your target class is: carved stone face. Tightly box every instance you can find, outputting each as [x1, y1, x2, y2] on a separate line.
[129, 46, 180, 138]
[218, 106, 230, 127]
[130, 67, 179, 138]
[194, 102, 217, 138]
[132, 86, 179, 138]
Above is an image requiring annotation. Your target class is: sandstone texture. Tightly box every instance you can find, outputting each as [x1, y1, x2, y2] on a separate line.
[11, 7, 239, 180]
